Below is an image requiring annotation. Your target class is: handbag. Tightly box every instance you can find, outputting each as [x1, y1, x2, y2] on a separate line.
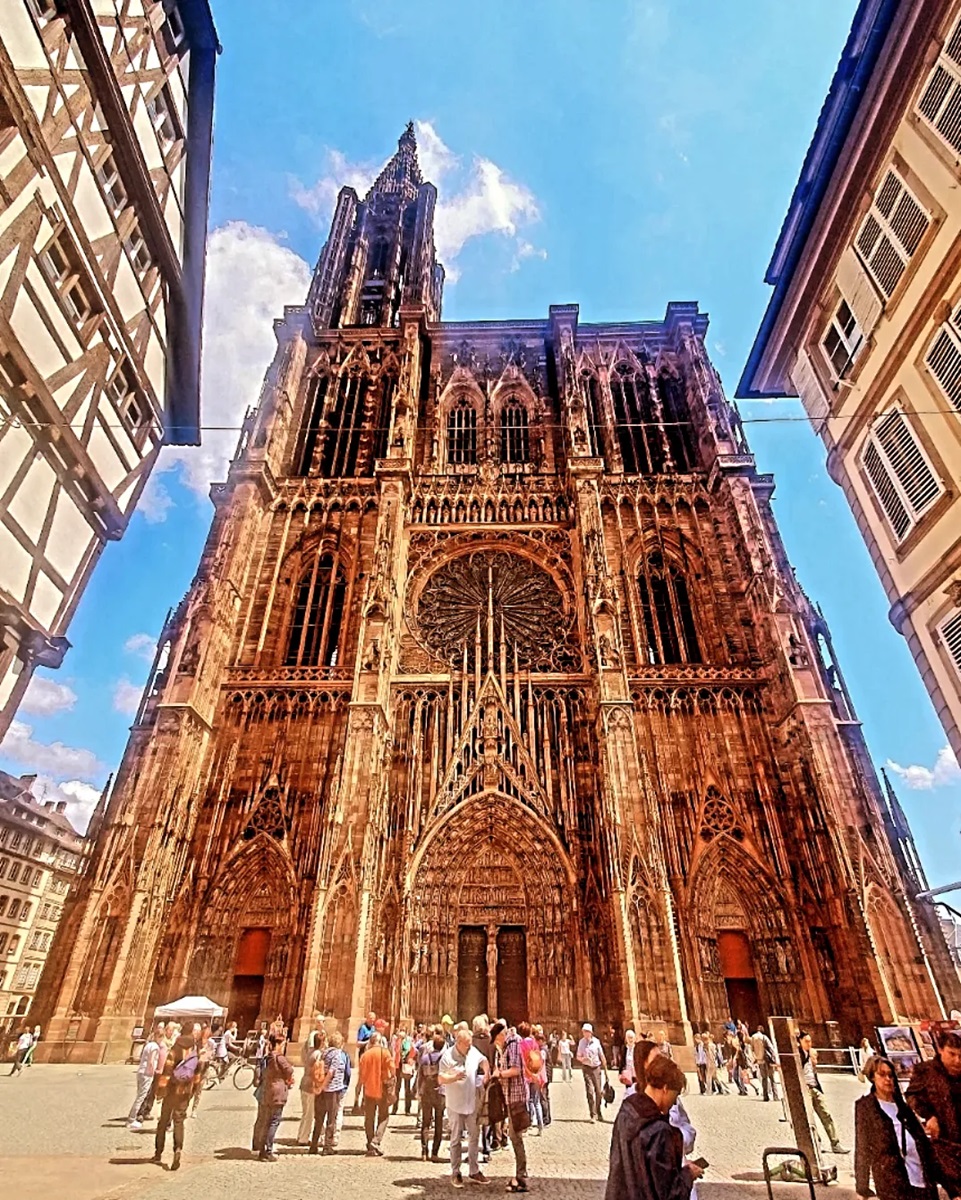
[488, 1078, 507, 1125]
[384, 1073, 398, 1106]
[509, 1100, 531, 1132]
[602, 1077, 616, 1106]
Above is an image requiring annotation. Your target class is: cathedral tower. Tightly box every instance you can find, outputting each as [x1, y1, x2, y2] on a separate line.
[34, 128, 957, 1060]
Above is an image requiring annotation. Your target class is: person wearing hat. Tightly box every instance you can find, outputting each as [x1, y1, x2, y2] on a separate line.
[441, 1014, 455, 1048]
[577, 1022, 609, 1123]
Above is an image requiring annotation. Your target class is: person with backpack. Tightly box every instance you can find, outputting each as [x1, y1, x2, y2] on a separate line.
[606, 1054, 703, 1200]
[152, 1026, 203, 1171]
[517, 1022, 546, 1136]
[417, 1024, 449, 1162]
[252, 1033, 294, 1161]
[309, 1030, 351, 1155]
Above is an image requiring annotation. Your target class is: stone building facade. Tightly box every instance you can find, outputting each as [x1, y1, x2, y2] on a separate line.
[0, 0, 217, 736]
[0, 768, 84, 1036]
[739, 0, 961, 764]
[34, 127, 959, 1061]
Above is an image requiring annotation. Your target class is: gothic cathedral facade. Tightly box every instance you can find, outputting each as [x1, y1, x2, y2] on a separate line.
[35, 127, 958, 1060]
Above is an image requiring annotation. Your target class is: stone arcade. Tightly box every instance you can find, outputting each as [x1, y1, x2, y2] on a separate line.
[33, 126, 958, 1060]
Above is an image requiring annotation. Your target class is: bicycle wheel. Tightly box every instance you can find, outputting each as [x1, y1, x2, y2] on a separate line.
[233, 1062, 256, 1091]
[204, 1070, 218, 1090]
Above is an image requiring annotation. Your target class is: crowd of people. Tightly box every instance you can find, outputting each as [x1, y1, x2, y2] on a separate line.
[114, 1009, 961, 1200]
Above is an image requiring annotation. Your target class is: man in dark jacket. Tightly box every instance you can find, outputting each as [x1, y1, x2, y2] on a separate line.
[606, 1054, 703, 1200]
[252, 1034, 295, 1161]
[906, 1031, 961, 1197]
[152, 1026, 203, 1172]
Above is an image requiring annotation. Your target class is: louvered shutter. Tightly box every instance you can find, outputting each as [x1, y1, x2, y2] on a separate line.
[917, 16, 961, 155]
[836, 247, 882, 337]
[854, 169, 930, 298]
[925, 303, 961, 412]
[790, 348, 830, 432]
[939, 608, 961, 679]
[860, 409, 942, 542]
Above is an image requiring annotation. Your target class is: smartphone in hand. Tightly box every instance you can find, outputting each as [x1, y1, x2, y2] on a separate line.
[691, 1157, 709, 1170]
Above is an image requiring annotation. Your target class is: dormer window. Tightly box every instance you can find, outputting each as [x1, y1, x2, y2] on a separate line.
[39, 231, 98, 333]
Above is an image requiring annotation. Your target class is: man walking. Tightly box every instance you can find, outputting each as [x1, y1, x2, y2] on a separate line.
[417, 1025, 448, 1162]
[153, 1026, 203, 1171]
[358, 1029, 394, 1156]
[352, 1009, 377, 1112]
[798, 1032, 848, 1153]
[492, 1020, 529, 1194]
[9, 1026, 33, 1075]
[440, 1026, 491, 1187]
[128, 1024, 163, 1129]
[750, 1024, 778, 1102]
[576, 1022, 608, 1122]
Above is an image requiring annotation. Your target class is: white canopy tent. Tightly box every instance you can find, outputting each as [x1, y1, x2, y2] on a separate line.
[153, 994, 226, 1021]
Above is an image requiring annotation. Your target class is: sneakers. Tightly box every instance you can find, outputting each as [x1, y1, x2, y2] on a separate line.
[365, 1148, 379, 1157]
[467, 1173, 491, 1185]
[452, 1174, 464, 1189]
[259, 1151, 278, 1162]
[127, 1120, 143, 1131]
[830, 1145, 851, 1155]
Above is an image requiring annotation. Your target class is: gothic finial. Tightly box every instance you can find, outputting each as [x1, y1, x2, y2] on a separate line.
[366, 124, 423, 202]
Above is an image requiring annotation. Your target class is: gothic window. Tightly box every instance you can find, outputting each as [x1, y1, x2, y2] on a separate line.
[500, 401, 529, 464]
[285, 553, 346, 667]
[610, 362, 660, 474]
[369, 237, 390, 278]
[447, 399, 477, 466]
[318, 372, 370, 477]
[637, 551, 701, 664]
[586, 374, 605, 459]
[372, 373, 395, 462]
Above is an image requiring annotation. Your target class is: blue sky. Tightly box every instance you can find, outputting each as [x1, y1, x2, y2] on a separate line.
[3, 0, 959, 887]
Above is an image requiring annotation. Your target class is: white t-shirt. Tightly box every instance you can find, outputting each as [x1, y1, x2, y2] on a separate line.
[17, 1032, 32, 1051]
[577, 1036, 604, 1069]
[877, 1099, 926, 1188]
[558, 1038, 572, 1057]
[440, 1044, 486, 1115]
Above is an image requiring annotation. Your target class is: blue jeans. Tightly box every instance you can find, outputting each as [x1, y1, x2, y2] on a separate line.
[253, 1103, 284, 1155]
[528, 1081, 545, 1131]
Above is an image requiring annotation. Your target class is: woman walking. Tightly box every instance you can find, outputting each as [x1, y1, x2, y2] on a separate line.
[492, 1020, 530, 1194]
[606, 1054, 703, 1200]
[252, 1034, 294, 1161]
[558, 1031, 573, 1082]
[856, 1055, 945, 1200]
[298, 1031, 323, 1146]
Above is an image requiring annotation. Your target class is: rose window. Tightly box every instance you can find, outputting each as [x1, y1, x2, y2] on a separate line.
[417, 550, 566, 668]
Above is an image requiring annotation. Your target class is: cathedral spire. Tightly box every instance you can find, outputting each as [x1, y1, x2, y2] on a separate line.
[366, 121, 423, 202]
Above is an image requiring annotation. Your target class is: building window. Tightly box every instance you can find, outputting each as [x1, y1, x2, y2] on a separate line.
[39, 232, 97, 331]
[19, 903, 30, 923]
[8, 899, 19, 919]
[147, 85, 179, 148]
[939, 607, 961, 682]
[447, 400, 477, 466]
[95, 155, 128, 217]
[28, 932, 40, 951]
[8, 863, 19, 883]
[917, 16, 961, 157]
[0, 858, 6, 879]
[0, 896, 6, 917]
[926, 301, 961, 413]
[8, 935, 19, 956]
[40, 903, 49, 920]
[32, 869, 42, 887]
[860, 408, 943, 543]
[9, 832, 21, 850]
[854, 168, 930, 299]
[500, 401, 529, 465]
[822, 298, 864, 380]
[26, 0, 58, 20]
[637, 552, 701, 665]
[41, 932, 50, 952]
[123, 224, 152, 275]
[105, 361, 148, 437]
[0, 934, 6, 955]
[285, 553, 346, 668]
[160, 1, 186, 54]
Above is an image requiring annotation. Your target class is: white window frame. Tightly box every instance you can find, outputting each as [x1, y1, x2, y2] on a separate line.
[854, 167, 931, 299]
[821, 297, 864, 381]
[95, 155, 128, 217]
[859, 407, 944, 544]
[925, 301, 961, 413]
[122, 223, 151, 274]
[916, 14, 961, 158]
[146, 84, 179, 148]
[938, 606, 961, 683]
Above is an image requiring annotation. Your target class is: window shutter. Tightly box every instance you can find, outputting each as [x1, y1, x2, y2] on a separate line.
[854, 169, 930, 298]
[939, 607, 961, 679]
[925, 302, 961, 412]
[917, 16, 961, 155]
[836, 248, 883, 337]
[860, 409, 942, 542]
[790, 348, 830, 432]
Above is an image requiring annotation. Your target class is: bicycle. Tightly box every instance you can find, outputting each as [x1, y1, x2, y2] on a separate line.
[203, 1051, 255, 1091]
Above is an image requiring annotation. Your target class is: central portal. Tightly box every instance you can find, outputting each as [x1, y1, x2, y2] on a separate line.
[496, 926, 528, 1023]
[457, 926, 488, 1020]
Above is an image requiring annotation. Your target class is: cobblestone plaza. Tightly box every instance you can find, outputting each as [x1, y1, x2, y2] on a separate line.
[0, 1064, 864, 1200]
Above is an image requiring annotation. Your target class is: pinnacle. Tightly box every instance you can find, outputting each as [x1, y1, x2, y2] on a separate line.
[366, 122, 423, 203]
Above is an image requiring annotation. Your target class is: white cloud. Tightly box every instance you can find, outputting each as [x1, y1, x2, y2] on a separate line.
[158, 221, 312, 497]
[0, 719, 104, 780]
[136, 474, 173, 524]
[291, 120, 544, 285]
[28, 776, 102, 832]
[887, 745, 961, 791]
[20, 675, 77, 717]
[111, 677, 143, 717]
[124, 632, 157, 663]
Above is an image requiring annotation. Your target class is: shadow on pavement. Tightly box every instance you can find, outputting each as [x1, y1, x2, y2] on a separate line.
[107, 1156, 160, 1166]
